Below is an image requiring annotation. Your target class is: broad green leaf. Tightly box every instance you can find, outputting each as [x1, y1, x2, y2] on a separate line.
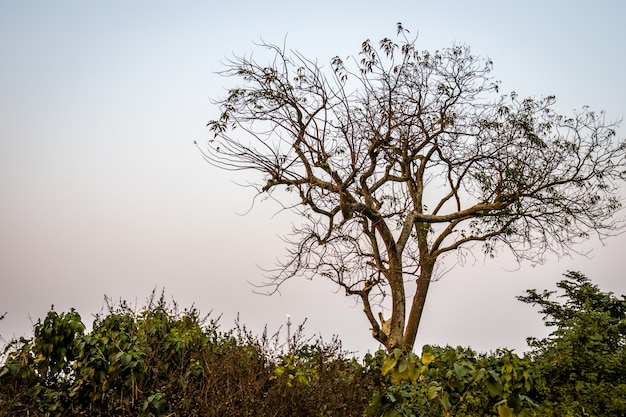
[440, 392, 451, 412]
[497, 404, 515, 417]
[421, 351, 434, 366]
[120, 353, 132, 367]
[486, 380, 503, 397]
[382, 355, 399, 375]
[397, 358, 408, 373]
[518, 408, 535, 417]
[454, 362, 468, 379]
[427, 383, 440, 400]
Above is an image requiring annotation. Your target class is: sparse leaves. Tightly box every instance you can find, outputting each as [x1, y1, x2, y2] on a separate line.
[202, 25, 626, 351]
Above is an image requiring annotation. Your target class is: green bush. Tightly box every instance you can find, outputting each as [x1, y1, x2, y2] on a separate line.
[365, 346, 536, 417]
[0, 293, 375, 417]
[3, 272, 623, 417]
[519, 271, 626, 417]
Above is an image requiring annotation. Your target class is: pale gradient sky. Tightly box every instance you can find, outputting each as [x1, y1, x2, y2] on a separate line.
[1, 1, 624, 355]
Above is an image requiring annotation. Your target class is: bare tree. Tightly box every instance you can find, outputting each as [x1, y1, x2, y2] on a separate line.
[202, 24, 626, 351]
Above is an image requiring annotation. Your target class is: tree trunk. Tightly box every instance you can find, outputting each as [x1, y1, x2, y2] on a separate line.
[385, 259, 406, 351]
[402, 261, 435, 351]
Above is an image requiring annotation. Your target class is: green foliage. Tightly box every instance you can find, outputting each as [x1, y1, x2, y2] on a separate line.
[0, 294, 217, 416]
[2, 272, 622, 416]
[265, 338, 377, 417]
[519, 271, 626, 417]
[0, 293, 375, 416]
[366, 346, 536, 417]
[272, 344, 321, 387]
[0, 308, 85, 415]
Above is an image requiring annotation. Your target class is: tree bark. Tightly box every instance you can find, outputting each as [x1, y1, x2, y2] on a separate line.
[386, 266, 406, 350]
[402, 260, 435, 351]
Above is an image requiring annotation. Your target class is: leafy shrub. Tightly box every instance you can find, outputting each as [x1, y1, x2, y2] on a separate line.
[265, 339, 377, 416]
[0, 308, 85, 415]
[0, 292, 375, 417]
[519, 271, 626, 417]
[366, 346, 536, 417]
[4, 271, 620, 416]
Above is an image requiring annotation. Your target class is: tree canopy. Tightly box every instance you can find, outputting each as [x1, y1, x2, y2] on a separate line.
[203, 24, 626, 351]
[519, 271, 626, 416]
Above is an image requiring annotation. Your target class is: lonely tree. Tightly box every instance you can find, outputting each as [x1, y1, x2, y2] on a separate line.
[204, 26, 626, 351]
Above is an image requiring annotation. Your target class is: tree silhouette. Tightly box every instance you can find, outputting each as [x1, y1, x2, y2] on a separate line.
[203, 24, 626, 351]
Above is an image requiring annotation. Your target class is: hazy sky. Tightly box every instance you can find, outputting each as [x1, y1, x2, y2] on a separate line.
[1, 1, 625, 355]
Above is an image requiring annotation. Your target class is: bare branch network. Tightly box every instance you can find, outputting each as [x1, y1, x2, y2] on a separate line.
[202, 25, 626, 351]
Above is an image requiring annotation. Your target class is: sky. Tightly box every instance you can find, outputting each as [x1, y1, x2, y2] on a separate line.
[1, 1, 625, 356]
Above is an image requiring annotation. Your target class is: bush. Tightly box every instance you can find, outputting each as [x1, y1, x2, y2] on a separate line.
[4, 272, 621, 416]
[0, 293, 375, 417]
[365, 346, 536, 417]
[519, 271, 626, 417]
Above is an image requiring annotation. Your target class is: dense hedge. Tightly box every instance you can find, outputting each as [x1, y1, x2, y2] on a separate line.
[2, 272, 625, 416]
[0, 294, 376, 417]
[0, 307, 537, 417]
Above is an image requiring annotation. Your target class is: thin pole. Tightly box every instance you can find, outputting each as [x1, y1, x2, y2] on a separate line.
[286, 314, 291, 350]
